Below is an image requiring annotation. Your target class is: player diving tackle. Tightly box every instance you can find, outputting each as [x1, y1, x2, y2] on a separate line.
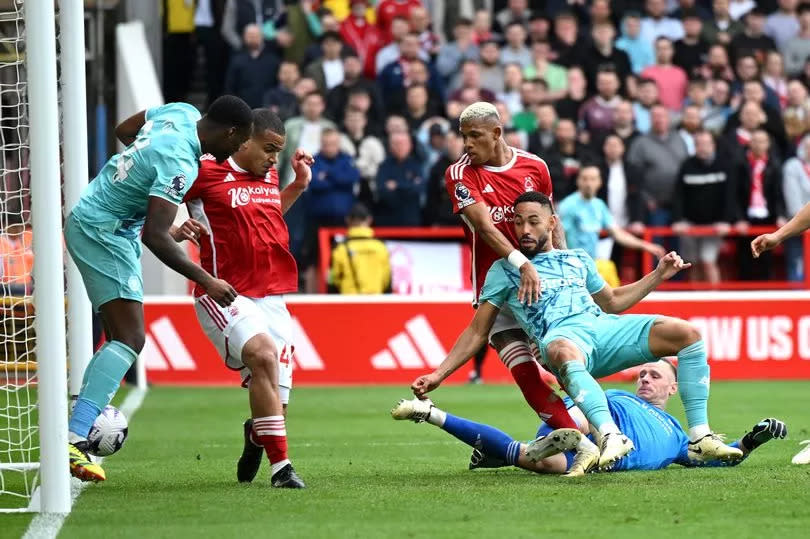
[392, 360, 787, 475]
[404, 190, 744, 475]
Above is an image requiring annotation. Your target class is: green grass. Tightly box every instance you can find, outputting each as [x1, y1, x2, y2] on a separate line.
[6, 382, 810, 538]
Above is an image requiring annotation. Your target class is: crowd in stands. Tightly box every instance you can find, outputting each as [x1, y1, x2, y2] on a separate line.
[157, 0, 810, 289]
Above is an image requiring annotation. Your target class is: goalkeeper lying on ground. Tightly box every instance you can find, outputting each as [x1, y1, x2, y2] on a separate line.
[391, 360, 786, 474]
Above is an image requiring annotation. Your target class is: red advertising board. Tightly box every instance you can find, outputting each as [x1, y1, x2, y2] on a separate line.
[142, 292, 810, 386]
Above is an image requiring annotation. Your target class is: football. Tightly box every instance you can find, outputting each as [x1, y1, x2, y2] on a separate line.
[86, 405, 129, 457]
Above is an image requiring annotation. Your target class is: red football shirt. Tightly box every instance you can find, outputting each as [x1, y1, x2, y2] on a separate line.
[444, 148, 553, 301]
[183, 156, 298, 298]
[376, 0, 423, 43]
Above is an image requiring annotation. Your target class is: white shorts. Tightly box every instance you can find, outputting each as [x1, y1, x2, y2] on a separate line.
[194, 294, 293, 404]
[488, 305, 523, 344]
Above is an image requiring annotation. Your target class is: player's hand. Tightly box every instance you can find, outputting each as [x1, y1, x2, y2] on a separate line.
[204, 278, 237, 307]
[170, 219, 207, 246]
[743, 418, 787, 450]
[655, 251, 691, 280]
[751, 233, 780, 258]
[411, 373, 441, 398]
[290, 148, 314, 188]
[518, 262, 541, 306]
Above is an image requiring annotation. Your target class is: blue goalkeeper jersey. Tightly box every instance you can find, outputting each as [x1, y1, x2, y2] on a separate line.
[71, 102, 202, 239]
[478, 248, 606, 341]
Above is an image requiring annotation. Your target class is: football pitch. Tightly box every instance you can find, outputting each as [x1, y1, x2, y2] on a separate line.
[6, 381, 810, 538]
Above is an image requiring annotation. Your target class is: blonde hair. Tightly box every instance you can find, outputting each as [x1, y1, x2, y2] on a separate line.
[459, 102, 500, 125]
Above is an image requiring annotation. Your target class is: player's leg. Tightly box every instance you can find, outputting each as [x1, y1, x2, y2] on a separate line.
[647, 317, 743, 462]
[390, 398, 576, 474]
[490, 309, 578, 430]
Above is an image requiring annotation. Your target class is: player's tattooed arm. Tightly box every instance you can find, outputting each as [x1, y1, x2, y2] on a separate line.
[143, 196, 237, 306]
[114, 110, 147, 146]
[411, 302, 499, 398]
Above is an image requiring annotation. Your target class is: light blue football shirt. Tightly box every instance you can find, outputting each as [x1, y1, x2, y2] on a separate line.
[71, 103, 202, 238]
[478, 248, 606, 341]
[557, 192, 614, 259]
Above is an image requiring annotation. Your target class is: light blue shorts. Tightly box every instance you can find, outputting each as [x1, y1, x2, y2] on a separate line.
[64, 213, 143, 311]
[538, 314, 659, 379]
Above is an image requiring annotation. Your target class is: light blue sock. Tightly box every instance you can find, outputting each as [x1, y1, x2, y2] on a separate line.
[442, 414, 522, 465]
[558, 361, 617, 434]
[68, 341, 138, 437]
[677, 340, 710, 431]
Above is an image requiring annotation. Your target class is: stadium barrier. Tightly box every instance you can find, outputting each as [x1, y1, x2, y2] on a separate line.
[142, 292, 810, 386]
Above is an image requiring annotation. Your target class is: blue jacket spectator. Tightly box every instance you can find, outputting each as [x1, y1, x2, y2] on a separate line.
[309, 128, 360, 222]
[375, 132, 426, 226]
[616, 13, 655, 74]
[224, 23, 280, 107]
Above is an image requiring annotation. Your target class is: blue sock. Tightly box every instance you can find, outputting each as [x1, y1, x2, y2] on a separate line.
[69, 341, 138, 437]
[558, 361, 616, 433]
[677, 340, 710, 430]
[535, 422, 554, 439]
[442, 413, 522, 466]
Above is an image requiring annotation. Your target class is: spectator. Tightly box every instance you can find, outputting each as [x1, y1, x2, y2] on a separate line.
[729, 82, 788, 156]
[528, 104, 558, 155]
[582, 23, 633, 95]
[612, 99, 642, 148]
[550, 11, 582, 67]
[263, 61, 301, 121]
[424, 128, 464, 226]
[641, 37, 689, 111]
[449, 60, 497, 104]
[274, 1, 322, 65]
[328, 203, 392, 294]
[699, 43, 736, 81]
[671, 0, 712, 21]
[376, 17, 416, 75]
[193, 0, 228, 107]
[410, 6, 440, 59]
[375, 132, 426, 226]
[729, 0, 755, 21]
[557, 165, 665, 287]
[633, 77, 660, 133]
[500, 22, 532, 69]
[477, 40, 505, 95]
[678, 104, 703, 155]
[685, 77, 710, 115]
[340, 0, 382, 79]
[343, 86, 386, 136]
[555, 66, 588, 121]
[599, 134, 646, 238]
[640, 0, 685, 42]
[781, 133, 810, 280]
[403, 84, 433, 130]
[503, 126, 527, 150]
[378, 34, 441, 106]
[733, 54, 781, 111]
[588, 0, 613, 27]
[527, 12, 551, 43]
[702, 0, 744, 45]
[729, 7, 777, 65]
[616, 11, 656, 75]
[301, 11, 346, 67]
[418, 121, 451, 175]
[325, 54, 385, 127]
[512, 79, 548, 133]
[221, 0, 285, 52]
[0, 214, 33, 295]
[524, 40, 567, 101]
[546, 118, 596, 198]
[305, 31, 347, 94]
[579, 67, 623, 143]
[497, 63, 525, 115]
[703, 78, 734, 134]
[339, 107, 386, 206]
[724, 99, 767, 151]
[472, 8, 500, 45]
[626, 105, 689, 225]
[765, 0, 800, 49]
[782, 4, 810, 76]
[279, 91, 336, 187]
[495, 0, 532, 30]
[763, 51, 789, 108]
[733, 129, 786, 280]
[224, 23, 280, 108]
[309, 128, 362, 227]
[783, 79, 810, 144]
[673, 9, 709, 77]
[435, 18, 480, 86]
[672, 130, 737, 284]
[377, 0, 423, 43]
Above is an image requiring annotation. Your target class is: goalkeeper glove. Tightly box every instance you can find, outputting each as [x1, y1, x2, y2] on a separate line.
[742, 418, 787, 450]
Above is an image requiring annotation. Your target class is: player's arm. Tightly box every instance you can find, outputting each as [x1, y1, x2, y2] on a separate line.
[751, 202, 810, 258]
[281, 149, 314, 214]
[114, 110, 147, 146]
[592, 252, 691, 314]
[411, 302, 500, 398]
[609, 225, 666, 258]
[461, 202, 541, 305]
[142, 196, 236, 306]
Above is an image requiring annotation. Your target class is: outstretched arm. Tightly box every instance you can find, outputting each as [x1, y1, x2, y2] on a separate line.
[610, 225, 666, 258]
[115, 110, 147, 146]
[411, 302, 500, 398]
[592, 251, 691, 314]
[752, 202, 810, 257]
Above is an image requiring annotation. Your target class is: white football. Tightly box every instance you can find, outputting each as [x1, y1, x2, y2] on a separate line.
[87, 405, 129, 457]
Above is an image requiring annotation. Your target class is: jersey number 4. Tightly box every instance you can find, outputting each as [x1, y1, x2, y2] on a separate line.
[112, 120, 154, 183]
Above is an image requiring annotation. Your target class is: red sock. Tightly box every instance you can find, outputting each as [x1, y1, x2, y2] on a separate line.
[252, 415, 289, 471]
[500, 343, 579, 430]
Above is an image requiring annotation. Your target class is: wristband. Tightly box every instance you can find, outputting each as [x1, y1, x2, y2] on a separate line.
[507, 250, 530, 269]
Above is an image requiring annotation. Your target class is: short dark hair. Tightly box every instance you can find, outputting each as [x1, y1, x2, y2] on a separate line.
[252, 108, 285, 136]
[348, 202, 371, 221]
[455, 17, 473, 27]
[800, 3, 810, 15]
[206, 95, 253, 130]
[302, 90, 325, 102]
[513, 191, 554, 213]
[321, 30, 342, 43]
[655, 36, 672, 45]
